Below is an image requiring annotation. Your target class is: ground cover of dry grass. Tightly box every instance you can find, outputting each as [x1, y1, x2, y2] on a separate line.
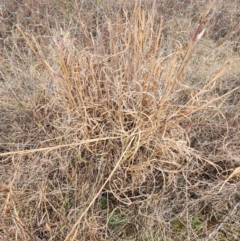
[0, 0, 240, 240]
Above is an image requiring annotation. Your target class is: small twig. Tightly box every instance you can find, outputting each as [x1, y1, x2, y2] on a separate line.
[205, 202, 240, 241]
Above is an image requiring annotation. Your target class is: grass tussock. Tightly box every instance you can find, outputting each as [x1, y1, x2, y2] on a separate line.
[0, 0, 240, 240]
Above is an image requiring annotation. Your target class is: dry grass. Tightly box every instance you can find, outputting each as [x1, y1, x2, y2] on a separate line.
[0, 0, 240, 240]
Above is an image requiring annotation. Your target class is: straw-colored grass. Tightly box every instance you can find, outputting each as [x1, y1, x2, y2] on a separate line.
[0, 0, 239, 240]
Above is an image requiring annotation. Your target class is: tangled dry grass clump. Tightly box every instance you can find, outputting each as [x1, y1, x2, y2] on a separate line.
[0, 0, 240, 240]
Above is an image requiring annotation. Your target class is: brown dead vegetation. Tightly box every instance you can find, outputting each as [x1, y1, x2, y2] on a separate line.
[0, 0, 240, 240]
